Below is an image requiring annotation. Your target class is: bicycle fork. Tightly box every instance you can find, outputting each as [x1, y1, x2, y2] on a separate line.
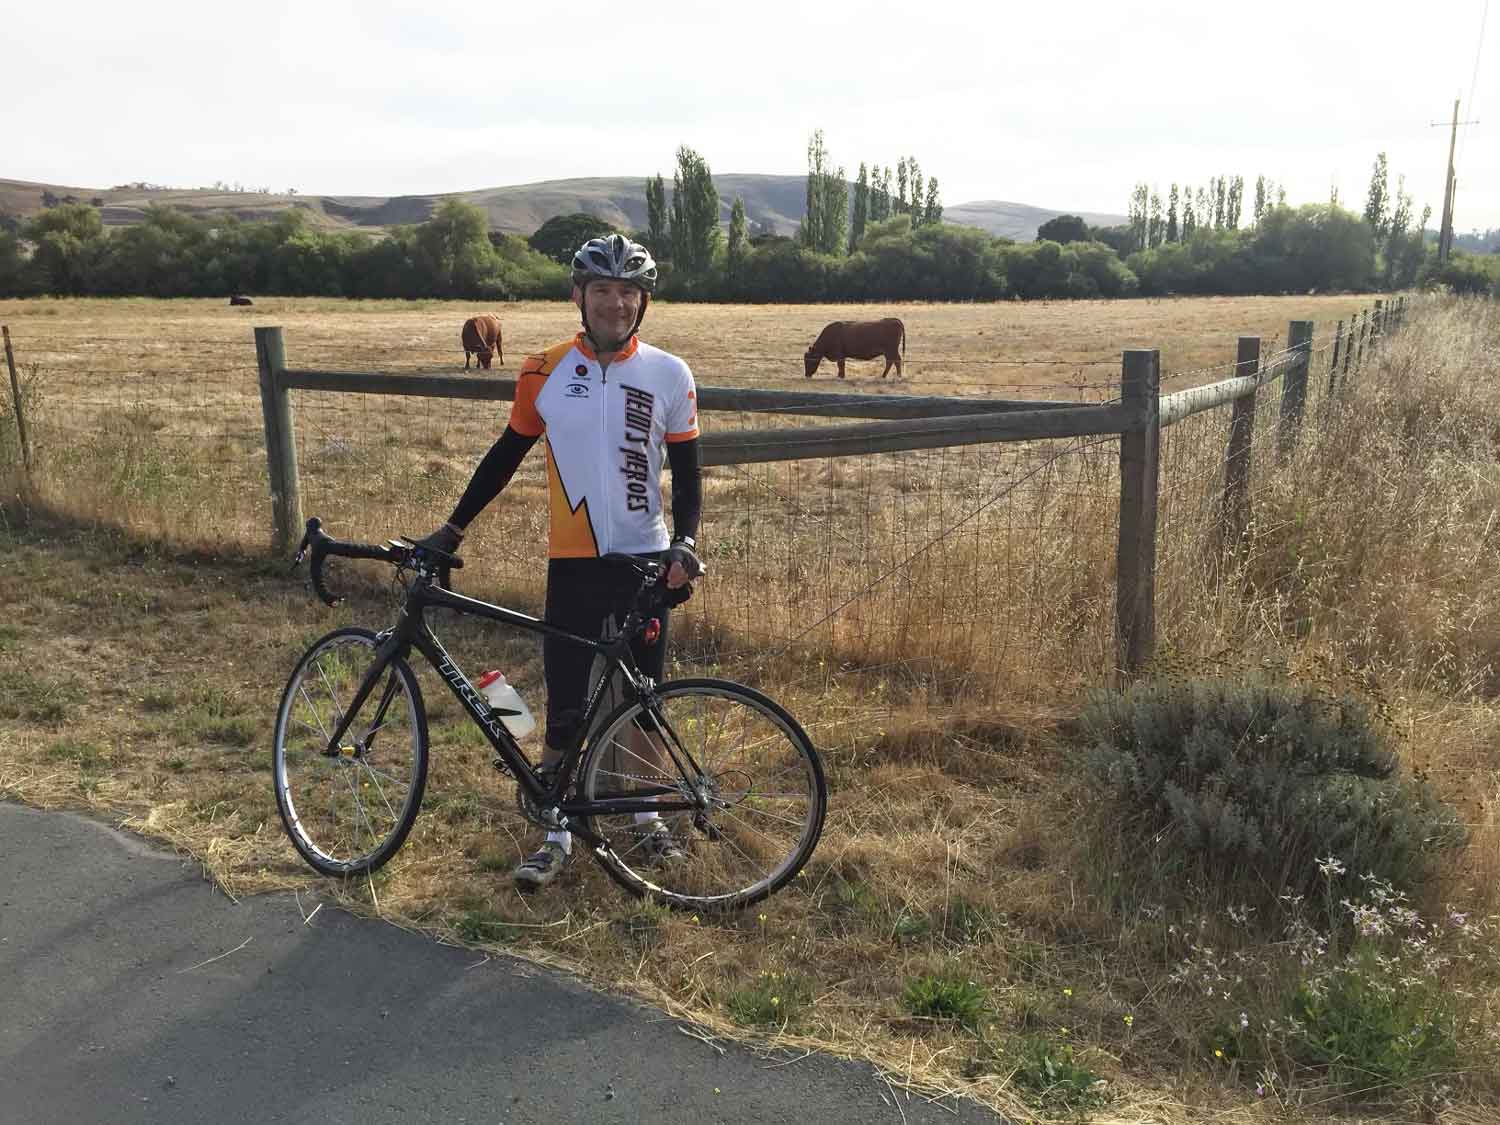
[321, 633, 405, 759]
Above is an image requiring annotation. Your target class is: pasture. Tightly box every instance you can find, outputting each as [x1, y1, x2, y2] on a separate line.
[4, 294, 1498, 1123]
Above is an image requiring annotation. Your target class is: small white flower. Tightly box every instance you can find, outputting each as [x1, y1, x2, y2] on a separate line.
[1316, 856, 1347, 878]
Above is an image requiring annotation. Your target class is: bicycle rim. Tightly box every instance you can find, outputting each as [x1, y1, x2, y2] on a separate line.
[273, 628, 428, 876]
[579, 679, 826, 910]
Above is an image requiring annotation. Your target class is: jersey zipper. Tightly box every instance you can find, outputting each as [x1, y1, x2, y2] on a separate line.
[597, 362, 611, 552]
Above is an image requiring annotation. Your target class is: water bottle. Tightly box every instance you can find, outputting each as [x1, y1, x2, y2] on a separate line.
[476, 670, 536, 739]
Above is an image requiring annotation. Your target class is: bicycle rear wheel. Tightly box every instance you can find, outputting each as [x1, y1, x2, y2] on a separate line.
[578, 679, 826, 911]
[273, 627, 428, 876]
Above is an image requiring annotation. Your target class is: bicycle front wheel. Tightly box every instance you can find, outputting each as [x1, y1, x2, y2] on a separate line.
[578, 679, 826, 911]
[272, 627, 429, 877]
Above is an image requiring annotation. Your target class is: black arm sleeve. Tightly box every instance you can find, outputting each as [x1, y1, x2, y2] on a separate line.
[447, 426, 539, 530]
[666, 437, 702, 543]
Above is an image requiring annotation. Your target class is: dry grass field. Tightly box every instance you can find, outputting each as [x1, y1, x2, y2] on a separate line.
[3, 293, 1498, 1123]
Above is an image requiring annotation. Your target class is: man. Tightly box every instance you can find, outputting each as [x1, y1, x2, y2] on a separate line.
[418, 234, 703, 891]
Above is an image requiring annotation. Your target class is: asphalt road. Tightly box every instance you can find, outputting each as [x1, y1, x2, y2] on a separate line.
[0, 803, 1004, 1125]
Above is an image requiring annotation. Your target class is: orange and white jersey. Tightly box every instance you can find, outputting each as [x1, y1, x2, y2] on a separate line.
[509, 333, 699, 559]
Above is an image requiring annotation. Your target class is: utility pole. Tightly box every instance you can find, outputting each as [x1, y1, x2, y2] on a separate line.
[1432, 98, 1480, 263]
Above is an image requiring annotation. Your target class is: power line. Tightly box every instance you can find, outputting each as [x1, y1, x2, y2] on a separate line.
[1455, 0, 1489, 178]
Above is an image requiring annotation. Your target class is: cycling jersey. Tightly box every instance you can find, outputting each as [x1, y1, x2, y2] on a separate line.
[509, 333, 698, 559]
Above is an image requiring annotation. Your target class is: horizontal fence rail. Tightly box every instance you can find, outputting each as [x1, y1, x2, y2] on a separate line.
[699, 403, 1137, 466]
[1159, 355, 1289, 427]
[279, 368, 1082, 420]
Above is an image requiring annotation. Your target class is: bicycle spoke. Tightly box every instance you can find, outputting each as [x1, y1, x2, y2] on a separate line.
[356, 759, 402, 824]
[721, 803, 807, 829]
[296, 683, 334, 745]
[315, 662, 348, 728]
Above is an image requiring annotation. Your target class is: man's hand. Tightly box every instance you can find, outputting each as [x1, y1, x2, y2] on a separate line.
[665, 538, 704, 590]
[415, 522, 464, 557]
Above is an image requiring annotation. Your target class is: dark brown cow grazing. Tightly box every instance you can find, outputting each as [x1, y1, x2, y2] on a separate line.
[461, 314, 505, 370]
[229, 294, 254, 307]
[804, 318, 905, 379]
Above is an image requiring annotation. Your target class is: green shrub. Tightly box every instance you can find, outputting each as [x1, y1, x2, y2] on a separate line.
[1009, 1035, 1108, 1112]
[1287, 947, 1458, 1093]
[727, 970, 813, 1028]
[1078, 678, 1463, 915]
[901, 971, 986, 1029]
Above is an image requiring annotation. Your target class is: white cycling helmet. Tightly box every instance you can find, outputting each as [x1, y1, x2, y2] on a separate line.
[572, 234, 657, 347]
[571, 234, 658, 293]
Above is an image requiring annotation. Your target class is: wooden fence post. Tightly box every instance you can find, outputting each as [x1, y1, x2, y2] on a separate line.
[2, 326, 31, 473]
[1344, 311, 1359, 381]
[255, 326, 303, 555]
[1117, 348, 1160, 679]
[1279, 320, 1312, 454]
[1220, 336, 1259, 553]
[1373, 298, 1385, 346]
[1329, 320, 1343, 397]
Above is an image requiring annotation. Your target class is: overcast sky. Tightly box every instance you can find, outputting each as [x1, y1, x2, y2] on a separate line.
[6, 0, 1496, 231]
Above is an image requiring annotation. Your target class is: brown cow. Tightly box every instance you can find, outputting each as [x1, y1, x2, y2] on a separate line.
[461, 314, 504, 370]
[803, 318, 905, 379]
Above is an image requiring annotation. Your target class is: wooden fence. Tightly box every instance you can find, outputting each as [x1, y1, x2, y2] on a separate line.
[249, 295, 1408, 678]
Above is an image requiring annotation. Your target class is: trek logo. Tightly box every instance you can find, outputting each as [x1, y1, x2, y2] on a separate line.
[618, 383, 656, 512]
[566, 383, 590, 398]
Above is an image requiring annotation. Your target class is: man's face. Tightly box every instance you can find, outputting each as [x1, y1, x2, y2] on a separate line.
[575, 279, 643, 346]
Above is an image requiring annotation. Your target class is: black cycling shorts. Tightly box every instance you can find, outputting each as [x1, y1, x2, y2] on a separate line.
[541, 555, 669, 753]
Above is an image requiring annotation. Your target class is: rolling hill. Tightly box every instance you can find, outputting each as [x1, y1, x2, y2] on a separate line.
[0, 175, 1125, 243]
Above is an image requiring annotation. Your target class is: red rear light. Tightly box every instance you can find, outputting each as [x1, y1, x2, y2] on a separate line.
[643, 617, 661, 645]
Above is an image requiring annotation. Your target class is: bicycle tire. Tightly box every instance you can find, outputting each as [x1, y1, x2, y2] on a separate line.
[272, 627, 429, 876]
[577, 678, 826, 911]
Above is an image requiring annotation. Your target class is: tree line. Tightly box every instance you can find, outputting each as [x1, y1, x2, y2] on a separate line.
[0, 200, 569, 299]
[2, 140, 1493, 301]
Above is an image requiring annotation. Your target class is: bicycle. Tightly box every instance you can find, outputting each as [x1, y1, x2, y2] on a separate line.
[273, 517, 827, 912]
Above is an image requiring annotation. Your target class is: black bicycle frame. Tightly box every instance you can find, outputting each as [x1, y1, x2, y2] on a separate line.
[319, 571, 704, 845]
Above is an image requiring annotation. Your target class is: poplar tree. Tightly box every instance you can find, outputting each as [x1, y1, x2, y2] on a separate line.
[669, 145, 720, 277]
[1166, 184, 1179, 242]
[1182, 191, 1197, 237]
[799, 129, 847, 255]
[1383, 175, 1412, 286]
[1212, 177, 1226, 229]
[1128, 183, 1149, 251]
[1253, 175, 1266, 225]
[909, 161, 924, 228]
[896, 158, 910, 214]
[1364, 152, 1389, 238]
[1148, 189, 1163, 247]
[923, 176, 941, 225]
[646, 175, 667, 256]
[727, 195, 748, 290]
[850, 163, 870, 251]
[1226, 176, 1243, 229]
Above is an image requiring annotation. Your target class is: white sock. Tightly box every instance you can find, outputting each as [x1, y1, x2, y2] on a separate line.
[633, 811, 664, 826]
[546, 829, 572, 854]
